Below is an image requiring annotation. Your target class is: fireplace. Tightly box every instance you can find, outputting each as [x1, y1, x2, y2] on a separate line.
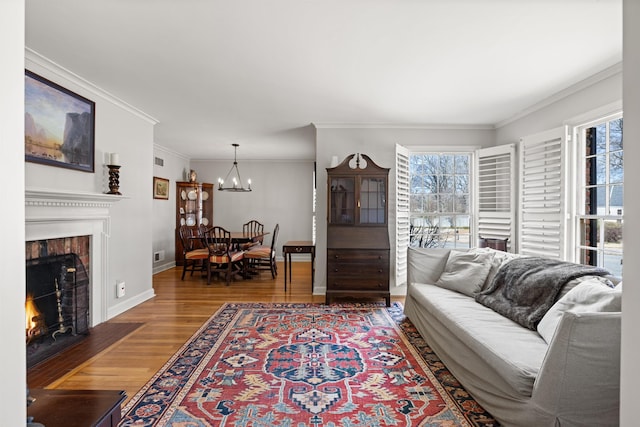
[25, 189, 122, 332]
[26, 246, 90, 368]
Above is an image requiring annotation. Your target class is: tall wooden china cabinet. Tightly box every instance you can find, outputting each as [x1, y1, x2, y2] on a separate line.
[326, 154, 390, 306]
[175, 181, 214, 266]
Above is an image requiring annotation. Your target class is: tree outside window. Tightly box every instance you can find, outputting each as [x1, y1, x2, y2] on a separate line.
[579, 117, 623, 276]
[409, 153, 471, 249]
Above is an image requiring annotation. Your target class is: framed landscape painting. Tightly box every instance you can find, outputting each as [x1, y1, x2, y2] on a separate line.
[25, 70, 96, 172]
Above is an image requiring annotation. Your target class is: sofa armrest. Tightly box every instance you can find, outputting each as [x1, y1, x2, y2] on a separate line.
[533, 311, 620, 426]
[407, 247, 451, 288]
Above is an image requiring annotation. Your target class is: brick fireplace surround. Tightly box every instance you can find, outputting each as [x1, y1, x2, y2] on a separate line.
[25, 189, 122, 327]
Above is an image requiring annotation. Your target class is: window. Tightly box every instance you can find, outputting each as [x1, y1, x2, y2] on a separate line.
[409, 153, 471, 249]
[576, 116, 623, 276]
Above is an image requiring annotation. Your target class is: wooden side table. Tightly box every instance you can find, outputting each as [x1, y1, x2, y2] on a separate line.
[27, 389, 126, 427]
[282, 241, 315, 292]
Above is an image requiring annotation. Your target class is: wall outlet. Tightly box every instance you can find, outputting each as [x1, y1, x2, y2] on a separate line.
[116, 281, 126, 298]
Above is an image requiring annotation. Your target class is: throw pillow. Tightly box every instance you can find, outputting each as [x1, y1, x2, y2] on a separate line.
[537, 278, 622, 343]
[556, 274, 614, 301]
[435, 249, 494, 297]
[481, 249, 520, 290]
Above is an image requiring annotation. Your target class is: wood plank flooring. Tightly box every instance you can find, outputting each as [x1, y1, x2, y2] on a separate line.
[28, 262, 404, 404]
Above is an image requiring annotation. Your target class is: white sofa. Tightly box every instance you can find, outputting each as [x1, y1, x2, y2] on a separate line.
[403, 247, 621, 427]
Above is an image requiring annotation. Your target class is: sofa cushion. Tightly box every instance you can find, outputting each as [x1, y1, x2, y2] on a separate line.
[435, 249, 494, 296]
[537, 278, 621, 343]
[409, 282, 547, 397]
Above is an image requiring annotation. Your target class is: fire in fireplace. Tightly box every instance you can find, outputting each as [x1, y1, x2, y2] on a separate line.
[26, 251, 90, 368]
[25, 295, 46, 343]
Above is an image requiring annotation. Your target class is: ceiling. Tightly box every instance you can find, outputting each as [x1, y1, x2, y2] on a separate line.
[25, 0, 622, 161]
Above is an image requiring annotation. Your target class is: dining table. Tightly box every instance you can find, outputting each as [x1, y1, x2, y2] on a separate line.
[229, 231, 269, 249]
[189, 230, 270, 281]
[192, 230, 269, 250]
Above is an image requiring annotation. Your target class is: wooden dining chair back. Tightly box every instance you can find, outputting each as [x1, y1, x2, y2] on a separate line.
[204, 226, 244, 285]
[197, 223, 209, 240]
[241, 220, 264, 250]
[178, 225, 208, 280]
[244, 223, 279, 279]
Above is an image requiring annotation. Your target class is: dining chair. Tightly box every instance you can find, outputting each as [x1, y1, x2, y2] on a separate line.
[178, 225, 209, 280]
[197, 223, 210, 240]
[241, 220, 264, 250]
[243, 223, 279, 279]
[204, 226, 245, 285]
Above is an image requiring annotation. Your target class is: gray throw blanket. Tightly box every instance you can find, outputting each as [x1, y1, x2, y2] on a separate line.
[475, 257, 610, 330]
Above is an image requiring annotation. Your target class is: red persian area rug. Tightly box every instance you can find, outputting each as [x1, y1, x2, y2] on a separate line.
[120, 303, 498, 426]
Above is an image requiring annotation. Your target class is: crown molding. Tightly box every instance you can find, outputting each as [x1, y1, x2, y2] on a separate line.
[312, 122, 495, 130]
[496, 62, 623, 129]
[154, 143, 191, 161]
[25, 48, 159, 125]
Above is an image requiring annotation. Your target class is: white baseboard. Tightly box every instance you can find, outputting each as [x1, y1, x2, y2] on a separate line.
[153, 261, 176, 275]
[107, 288, 155, 320]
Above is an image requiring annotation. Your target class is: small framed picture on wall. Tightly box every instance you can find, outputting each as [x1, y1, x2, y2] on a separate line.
[153, 177, 170, 200]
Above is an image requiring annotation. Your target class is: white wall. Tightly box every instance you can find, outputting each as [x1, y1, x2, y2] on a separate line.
[495, 68, 622, 145]
[152, 145, 191, 273]
[621, 0, 640, 424]
[0, 0, 26, 424]
[314, 126, 496, 295]
[191, 159, 315, 259]
[24, 51, 157, 320]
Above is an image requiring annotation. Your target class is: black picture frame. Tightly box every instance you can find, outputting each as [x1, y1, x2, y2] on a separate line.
[25, 70, 96, 173]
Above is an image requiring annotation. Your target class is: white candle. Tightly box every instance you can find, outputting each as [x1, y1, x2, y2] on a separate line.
[110, 153, 120, 165]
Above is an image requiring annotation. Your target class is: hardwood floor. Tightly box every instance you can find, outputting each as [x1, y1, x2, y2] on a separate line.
[28, 261, 404, 404]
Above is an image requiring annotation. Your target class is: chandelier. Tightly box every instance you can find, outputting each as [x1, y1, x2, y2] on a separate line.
[218, 143, 252, 192]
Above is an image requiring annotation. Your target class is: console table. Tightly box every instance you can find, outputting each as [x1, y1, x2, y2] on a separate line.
[27, 389, 126, 427]
[282, 241, 315, 291]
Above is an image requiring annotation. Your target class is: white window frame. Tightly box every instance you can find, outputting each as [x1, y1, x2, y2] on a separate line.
[571, 112, 623, 274]
[405, 146, 477, 251]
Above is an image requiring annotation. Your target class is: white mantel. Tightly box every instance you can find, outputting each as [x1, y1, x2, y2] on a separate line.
[25, 188, 124, 326]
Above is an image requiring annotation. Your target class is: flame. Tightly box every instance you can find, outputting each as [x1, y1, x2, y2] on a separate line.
[25, 295, 41, 333]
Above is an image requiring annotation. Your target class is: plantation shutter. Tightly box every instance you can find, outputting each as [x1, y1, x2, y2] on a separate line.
[476, 144, 516, 252]
[518, 127, 568, 259]
[395, 144, 410, 286]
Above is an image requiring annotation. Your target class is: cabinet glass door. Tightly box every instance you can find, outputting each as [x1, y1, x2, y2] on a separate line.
[329, 177, 355, 224]
[360, 177, 386, 224]
[180, 184, 202, 227]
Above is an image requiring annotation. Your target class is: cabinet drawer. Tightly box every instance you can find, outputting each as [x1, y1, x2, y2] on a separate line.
[327, 264, 388, 278]
[283, 245, 314, 254]
[328, 249, 388, 263]
[328, 279, 388, 291]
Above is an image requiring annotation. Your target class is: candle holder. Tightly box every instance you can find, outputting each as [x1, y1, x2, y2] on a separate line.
[107, 165, 122, 195]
